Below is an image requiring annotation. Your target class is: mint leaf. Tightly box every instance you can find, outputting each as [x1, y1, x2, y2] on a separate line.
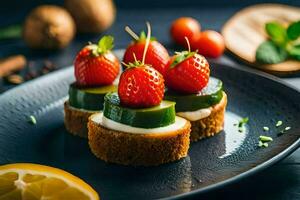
[97, 35, 114, 54]
[287, 21, 300, 40]
[256, 41, 288, 64]
[288, 44, 300, 60]
[265, 22, 287, 46]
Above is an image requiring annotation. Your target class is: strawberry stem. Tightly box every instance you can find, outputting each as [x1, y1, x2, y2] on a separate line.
[142, 22, 151, 65]
[125, 26, 139, 41]
[185, 36, 191, 52]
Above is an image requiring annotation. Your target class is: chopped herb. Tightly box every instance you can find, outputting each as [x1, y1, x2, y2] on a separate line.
[258, 141, 264, 147]
[259, 135, 273, 142]
[263, 126, 269, 131]
[278, 126, 291, 136]
[238, 117, 249, 127]
[276, 120, 283, 127]
[28, 115, 36, 125]
[263, 143, 269, 148]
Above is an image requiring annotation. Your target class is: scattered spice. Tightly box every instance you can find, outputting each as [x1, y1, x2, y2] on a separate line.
[0, 55, 26, 77]
[5, 74, 24, 84]
[28, 115, 37, 125]
[276, 120, 283, 127]
[263, 126, 269, 131]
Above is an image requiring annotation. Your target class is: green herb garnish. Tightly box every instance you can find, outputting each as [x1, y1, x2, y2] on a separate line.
[258, 135, 273, 148]
[276, 120, 283, 127]
[256, 41, 288, 64]
[259, 135, 273, 142]
[238, 117, 249, 127]
[28, 115, 37, 125]
[263, 126, 269, 131]
[256, 20, 300, 64]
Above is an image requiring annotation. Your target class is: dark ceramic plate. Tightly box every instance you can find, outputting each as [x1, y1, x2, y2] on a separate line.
[0, 50, 299, 200]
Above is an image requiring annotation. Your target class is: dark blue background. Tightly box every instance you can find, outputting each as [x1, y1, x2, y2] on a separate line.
[0, 1, 300, 199]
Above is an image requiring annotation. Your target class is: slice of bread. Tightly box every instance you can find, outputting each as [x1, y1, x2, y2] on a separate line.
[190, 92, 227, 142]
[88, 114, 191, 166]
[64, 101, 98, 138]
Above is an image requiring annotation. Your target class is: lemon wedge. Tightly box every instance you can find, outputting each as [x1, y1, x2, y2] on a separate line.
[0, 163, 99, 200]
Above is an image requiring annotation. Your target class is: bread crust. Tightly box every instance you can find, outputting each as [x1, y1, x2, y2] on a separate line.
[190, 92, 227, 142]
[88, 117, 191, 166]
[64, 101, 98, 138]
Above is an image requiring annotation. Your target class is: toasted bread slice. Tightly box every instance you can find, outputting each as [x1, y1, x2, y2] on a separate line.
[190, 92, 227, 142]
[64, 101, 98, 138]
[88, 114, 191, 166]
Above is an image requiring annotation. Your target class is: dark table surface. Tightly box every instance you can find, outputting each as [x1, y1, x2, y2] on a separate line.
[0, 1, 300, 199]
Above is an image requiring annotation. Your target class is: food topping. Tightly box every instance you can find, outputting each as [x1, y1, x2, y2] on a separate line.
[74, 35, 120, 86]
[123, 24, 169, 76]
[119, 23, 165, 108]
[165, 38, 210, 94]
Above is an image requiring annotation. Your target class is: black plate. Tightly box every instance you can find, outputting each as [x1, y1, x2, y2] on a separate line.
[0, 50, 299, 200]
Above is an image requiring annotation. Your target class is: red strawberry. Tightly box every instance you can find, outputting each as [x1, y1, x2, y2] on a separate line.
[74, 36, 120, 86]
[165, 51, 210, 93]
[118, 65, 165, 108]
[123, 31, 170, 76]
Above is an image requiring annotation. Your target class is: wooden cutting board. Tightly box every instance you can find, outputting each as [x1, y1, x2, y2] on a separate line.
[222, 4, 300, 75]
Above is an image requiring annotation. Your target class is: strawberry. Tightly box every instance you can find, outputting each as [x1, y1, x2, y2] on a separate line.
[165, 51, 210, 94]
[123, 31, 170, 76]
[74, 36, 120, 86]
[118, 64, 165, 108]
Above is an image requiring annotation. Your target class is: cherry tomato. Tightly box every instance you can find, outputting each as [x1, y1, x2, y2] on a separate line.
[192, 30, 225, 58]
[170, 17, 201, 47]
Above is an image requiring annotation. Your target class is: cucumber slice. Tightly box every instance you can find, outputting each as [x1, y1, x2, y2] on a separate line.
[103, 92, 176, 128]
[69, 83, 117, 110]
[164, 77, 223, 112]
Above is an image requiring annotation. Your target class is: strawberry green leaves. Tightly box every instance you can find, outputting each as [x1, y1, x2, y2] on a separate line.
[256, 41, 288, 64]
[256, 20, 300, 64]
[90, 35, 114, 56]
[171, 51, 195, 68]
[98, 35, 114, 54]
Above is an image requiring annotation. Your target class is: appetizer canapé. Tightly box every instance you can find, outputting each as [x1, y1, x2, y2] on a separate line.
[88, 24, 191, 166]
[64, 36, 120, 137]
[164, 40, 227, 141]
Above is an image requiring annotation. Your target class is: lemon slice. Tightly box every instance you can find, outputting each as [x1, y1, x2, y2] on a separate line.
[0, 163, 99, 200]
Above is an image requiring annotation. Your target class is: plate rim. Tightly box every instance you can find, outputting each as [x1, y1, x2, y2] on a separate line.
[0, 55, 300, 200]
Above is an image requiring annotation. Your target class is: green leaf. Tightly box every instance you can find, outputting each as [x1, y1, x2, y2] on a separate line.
[140, 31, 146, 40]
[256, 41, 288, 64]
[238, 117, 249, 128]
[288, 44, 300, 60]
[287, 21, 300, 40]
[97, 35, 114, 54]
[0, 24, 22, 40]
[139, 31, 156, 41]
[265, 22, 287, 45]
[170, 51, 195, 67]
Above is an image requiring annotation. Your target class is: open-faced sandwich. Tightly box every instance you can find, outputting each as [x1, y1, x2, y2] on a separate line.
[88, 24, 191, 166]
[164, 39, 227, 142]
[64, 36, 120, 137]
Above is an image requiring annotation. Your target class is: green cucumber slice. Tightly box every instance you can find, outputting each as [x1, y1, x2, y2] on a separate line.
[69, 83, 117, 110]
[103, 92, 176, 128]
[164, 77, 223, 112]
